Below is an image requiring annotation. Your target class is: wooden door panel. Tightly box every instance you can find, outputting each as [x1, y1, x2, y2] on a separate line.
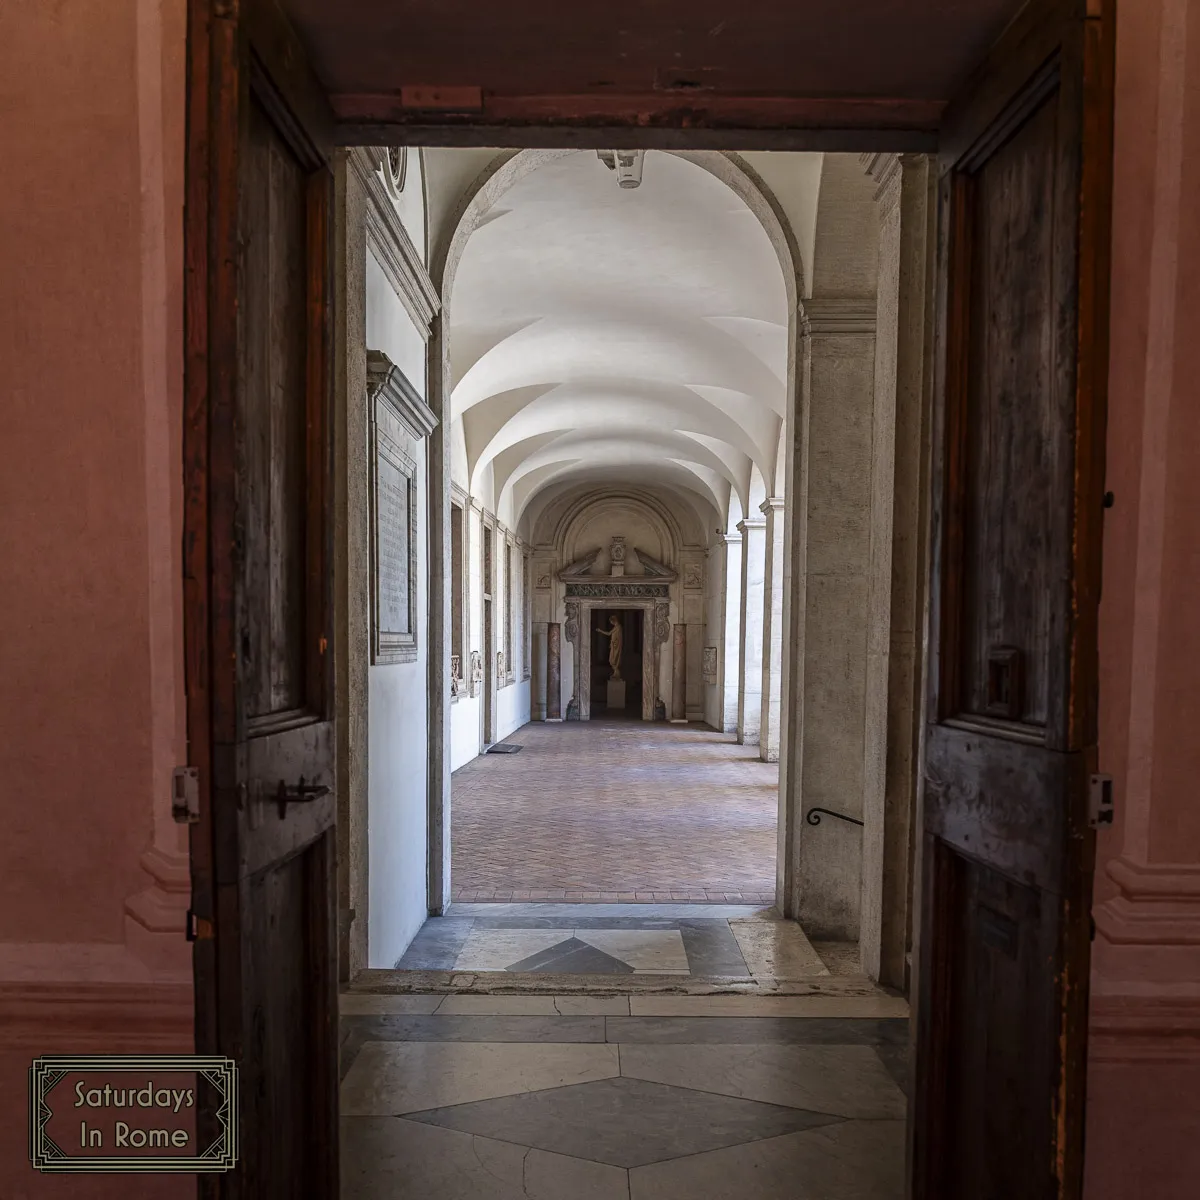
[959, 88, 1066, 733]
[186, 2, 338, 1197]
[915, 1, 1113, 1197]
[925, 728, 1069, 894]
[241, 92, 311, 723]
[942, 846, 1059, 1197]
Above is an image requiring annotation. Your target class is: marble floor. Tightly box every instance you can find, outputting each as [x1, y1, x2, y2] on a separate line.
[394, 904, 834, 982]
[339, 991, 909, 1199]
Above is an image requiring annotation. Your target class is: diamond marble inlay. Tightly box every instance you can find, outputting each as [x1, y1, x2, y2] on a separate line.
[405, 1075, 842, 1167]
[507, 937, 635, 974]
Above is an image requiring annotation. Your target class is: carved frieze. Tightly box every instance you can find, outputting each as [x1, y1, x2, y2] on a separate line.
[702, 646, 718, 683]
[683, 562, 703, 590]
[565, 582, 669, 599]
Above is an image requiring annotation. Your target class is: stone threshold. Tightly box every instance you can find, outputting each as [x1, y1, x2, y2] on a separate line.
[452, 893, 778, 903]
[445, 902, 775, 920]
[348, 967, 898, 999]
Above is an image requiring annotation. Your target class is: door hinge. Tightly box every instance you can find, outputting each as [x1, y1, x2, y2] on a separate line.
[1089, 773, 1114, 829]
[185, 910, 214, 942]
[171, 766, 200, 824]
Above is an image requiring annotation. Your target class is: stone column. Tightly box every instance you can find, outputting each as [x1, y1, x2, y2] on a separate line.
[670, 623, 688, 722]
[716, 531, 743, 733]
[758, 498, 786, 762]
[532, 621, 548, 720]
[736, 516, 767, 745]
[856, 151, 935, 988]
[545, 622, 561, 721]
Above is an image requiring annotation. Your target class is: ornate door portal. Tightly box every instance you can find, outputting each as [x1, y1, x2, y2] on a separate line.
[565, 591, 667, 721]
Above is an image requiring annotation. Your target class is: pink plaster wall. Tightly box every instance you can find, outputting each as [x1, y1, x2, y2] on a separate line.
[1086, 0, 1200, 1196]
[1, 0, 154, 942]
[0, 0, 192, 1194]
[2, 0, 1199, 1194]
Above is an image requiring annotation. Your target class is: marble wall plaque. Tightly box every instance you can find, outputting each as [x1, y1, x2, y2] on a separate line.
[371, 402, 419, 664]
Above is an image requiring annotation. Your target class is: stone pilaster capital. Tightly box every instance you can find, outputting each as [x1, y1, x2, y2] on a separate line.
[759, 497, 785, 515]
[801, 297, 876, 338]
[735, 517, 767, 535]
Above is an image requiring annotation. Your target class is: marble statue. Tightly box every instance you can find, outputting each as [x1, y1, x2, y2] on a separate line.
[595, 613, 624, 681]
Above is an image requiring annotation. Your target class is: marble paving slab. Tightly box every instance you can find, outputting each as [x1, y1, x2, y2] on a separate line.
[628, 994, 908, 1018]
[619, 1042, 907, 1119]
[434, 994, 631, 1015]
[339, 993, 444, 1016]
[342, 1117, 629, 1200]
[340, 1040, 619, 1115]
[576, 929, 690, 972]
[603, 1016, 911, 1045]
[628, 1118, 906, 1199]
[341, 1013, 608, 1043]
[729, 917, 830, 979]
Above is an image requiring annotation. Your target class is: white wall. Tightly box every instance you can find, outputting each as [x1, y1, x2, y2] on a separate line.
[365, 247, 430, 969]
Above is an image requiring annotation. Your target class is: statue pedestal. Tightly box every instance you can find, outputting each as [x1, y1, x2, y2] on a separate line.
[606, 679, 626, 711]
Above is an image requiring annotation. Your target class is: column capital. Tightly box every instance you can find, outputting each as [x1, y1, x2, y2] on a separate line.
[736, 516, 767, 534]
[759, 497, 785, 515]
[802, 297, 876, 337]
[713, 529, 743, 546]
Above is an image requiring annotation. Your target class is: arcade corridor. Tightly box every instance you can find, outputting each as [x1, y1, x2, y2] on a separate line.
[451, 721, 778, 903]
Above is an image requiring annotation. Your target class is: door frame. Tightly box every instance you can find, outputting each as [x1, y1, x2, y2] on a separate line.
[575, 599, 658, 722]
[185, 2, 1112, 1194]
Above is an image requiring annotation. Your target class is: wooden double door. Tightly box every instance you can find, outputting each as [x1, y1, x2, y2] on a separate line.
[183, 0, 1113, 1195]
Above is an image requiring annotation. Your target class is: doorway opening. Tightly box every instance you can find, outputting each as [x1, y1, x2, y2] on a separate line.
[182, 3, 1115, 1196]
[590, 609, 642, 717]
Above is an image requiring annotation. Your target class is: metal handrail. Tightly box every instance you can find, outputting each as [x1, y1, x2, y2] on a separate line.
[806, 807, 865, 828]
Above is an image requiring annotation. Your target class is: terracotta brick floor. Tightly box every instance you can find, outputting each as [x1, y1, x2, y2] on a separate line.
[451, 720, 778, 903]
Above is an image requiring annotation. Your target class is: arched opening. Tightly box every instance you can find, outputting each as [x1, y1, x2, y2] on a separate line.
[436, 148, 796, 910]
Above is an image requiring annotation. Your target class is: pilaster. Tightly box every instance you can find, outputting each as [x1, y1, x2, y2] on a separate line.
[758, 498, 786, 763]
[735, 516, 767, 746]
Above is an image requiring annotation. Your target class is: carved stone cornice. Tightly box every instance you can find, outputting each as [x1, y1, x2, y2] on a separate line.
[366, 349, 438, 439]
[350, 147, 440, 339]
[802, 298, 877, 337]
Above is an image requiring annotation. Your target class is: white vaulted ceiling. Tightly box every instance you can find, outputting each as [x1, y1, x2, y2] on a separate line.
[448, 150, 788, 530]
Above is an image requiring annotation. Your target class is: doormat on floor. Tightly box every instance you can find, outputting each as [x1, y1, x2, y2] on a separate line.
[486, 743, 523, 754]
